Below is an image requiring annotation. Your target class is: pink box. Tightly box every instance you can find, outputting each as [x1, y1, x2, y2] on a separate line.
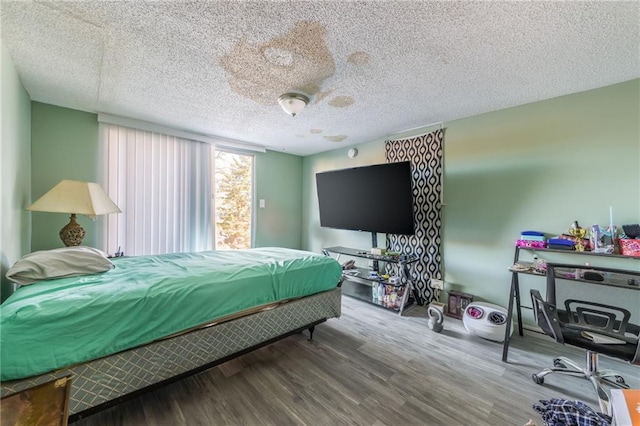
[618, 239, 640, 257]
[516, 239, 547, 249]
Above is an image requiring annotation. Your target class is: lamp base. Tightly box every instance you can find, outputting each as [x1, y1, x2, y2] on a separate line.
[59, 214, 85, 247]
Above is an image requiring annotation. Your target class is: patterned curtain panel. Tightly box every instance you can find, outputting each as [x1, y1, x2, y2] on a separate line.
[385, 129, 444, 305]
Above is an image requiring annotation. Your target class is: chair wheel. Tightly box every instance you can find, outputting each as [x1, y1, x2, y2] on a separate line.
[615, 375, 626, 385]
[553, 360, 567, 369]
[532, 374, 544, 385]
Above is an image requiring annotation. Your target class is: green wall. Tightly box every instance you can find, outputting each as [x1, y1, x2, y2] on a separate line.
[1, 41, 32, 302]
[302, 138, 388, 253]
[21, 80, 640, 318]
[31, 102, 99, 251]
[302, 80, 640, 321]
[254, 150, 303, 249]
[442, 79, 639, 319]
[29, 103, 303, 251]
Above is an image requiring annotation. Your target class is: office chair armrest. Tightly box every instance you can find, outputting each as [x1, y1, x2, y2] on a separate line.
[531, 289, 564, 344]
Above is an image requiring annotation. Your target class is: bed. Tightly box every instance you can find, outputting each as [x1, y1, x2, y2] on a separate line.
[0, 247, 343, 421]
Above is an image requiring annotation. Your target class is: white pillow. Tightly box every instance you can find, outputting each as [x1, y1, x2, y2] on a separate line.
[6, 246, 114, 285]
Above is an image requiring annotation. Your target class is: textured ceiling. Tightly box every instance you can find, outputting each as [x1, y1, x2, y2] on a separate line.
[2, 1, 639, 156]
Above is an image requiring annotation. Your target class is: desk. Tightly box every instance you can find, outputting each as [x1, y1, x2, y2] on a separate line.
[502, 248, 640, 362]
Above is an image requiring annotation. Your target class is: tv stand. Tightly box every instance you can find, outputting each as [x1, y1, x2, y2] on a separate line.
[324, 246, 420, 315]
[370, 231, 379, 271]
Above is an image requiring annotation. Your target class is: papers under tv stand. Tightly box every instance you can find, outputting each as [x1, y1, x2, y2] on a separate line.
[324, 246, 420, 315]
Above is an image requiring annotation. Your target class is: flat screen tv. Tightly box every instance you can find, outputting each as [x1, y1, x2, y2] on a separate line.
[316, 161, 415, 235]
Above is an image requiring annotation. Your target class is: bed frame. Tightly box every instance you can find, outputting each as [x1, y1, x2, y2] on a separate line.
[0, 287, 342, 422]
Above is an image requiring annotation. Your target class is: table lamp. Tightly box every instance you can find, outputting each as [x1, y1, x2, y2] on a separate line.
[27, 180, 121, 247]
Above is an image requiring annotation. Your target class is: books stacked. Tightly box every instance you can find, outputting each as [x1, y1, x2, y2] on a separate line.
[547, 238, 576, 250]
[516, 231, 547, 248]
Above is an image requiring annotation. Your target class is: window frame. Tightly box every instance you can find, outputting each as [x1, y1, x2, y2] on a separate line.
[212, 147, 256, 250]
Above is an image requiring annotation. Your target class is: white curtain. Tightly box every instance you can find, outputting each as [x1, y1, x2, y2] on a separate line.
[99, 123, 212, 256]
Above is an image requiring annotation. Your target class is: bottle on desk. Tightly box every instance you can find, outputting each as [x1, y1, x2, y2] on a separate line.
[533, 255, 546, 273]
[377, 282, 385, 302]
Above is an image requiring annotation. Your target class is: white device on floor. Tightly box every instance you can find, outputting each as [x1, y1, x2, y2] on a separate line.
[462, 302, 512, 343]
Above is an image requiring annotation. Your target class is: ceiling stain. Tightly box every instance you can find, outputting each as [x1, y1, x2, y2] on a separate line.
[220, 21, 335, 105]
[314, 89, 334, 104]
[263, 47, 294, 66]
[310, 128, 323, 134]
[324, 135, 348, 142]
[328, 96, 355, 108]
[347, 51, 370, 66]
[299, 83, 322, 97]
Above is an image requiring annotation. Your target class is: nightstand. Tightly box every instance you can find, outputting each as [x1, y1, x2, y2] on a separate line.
[1, 376, 72, 425]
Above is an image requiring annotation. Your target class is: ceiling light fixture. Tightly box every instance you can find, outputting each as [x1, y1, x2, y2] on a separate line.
[278, 93, 309, 117]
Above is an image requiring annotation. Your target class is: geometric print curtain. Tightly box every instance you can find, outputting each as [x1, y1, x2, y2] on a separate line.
[385, 129, 444, 305]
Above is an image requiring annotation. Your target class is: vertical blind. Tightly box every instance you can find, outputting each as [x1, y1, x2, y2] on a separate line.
[100, 123, 212, 256]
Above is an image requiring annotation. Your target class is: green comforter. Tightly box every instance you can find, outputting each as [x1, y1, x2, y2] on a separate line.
[1, 248, 342, 381]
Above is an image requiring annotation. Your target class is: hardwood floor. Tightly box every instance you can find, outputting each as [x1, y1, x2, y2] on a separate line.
[75, 296, 639, 425]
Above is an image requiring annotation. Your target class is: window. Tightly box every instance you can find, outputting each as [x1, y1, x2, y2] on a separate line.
[99, 119, 257, 256]
[214, 151, 254, 249]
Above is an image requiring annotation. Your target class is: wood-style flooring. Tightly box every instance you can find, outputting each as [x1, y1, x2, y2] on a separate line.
[75, 296, 639, 425]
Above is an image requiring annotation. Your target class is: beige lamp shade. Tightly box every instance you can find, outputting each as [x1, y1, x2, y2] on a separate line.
[27, 180, 121, 247]
[27, 180, 121, 218]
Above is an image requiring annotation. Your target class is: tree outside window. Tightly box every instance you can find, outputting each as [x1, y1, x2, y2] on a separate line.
[215, 151, 253, 249]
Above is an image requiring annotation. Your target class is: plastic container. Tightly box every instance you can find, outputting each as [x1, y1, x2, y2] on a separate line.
[377, 282, 385, 301]
[619, 239, 640, 257]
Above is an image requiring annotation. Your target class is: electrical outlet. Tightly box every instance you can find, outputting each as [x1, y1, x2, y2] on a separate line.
[430, 279, 444, 290]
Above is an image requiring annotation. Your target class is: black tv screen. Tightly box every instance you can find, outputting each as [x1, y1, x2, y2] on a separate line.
[316, 161, 415, 235]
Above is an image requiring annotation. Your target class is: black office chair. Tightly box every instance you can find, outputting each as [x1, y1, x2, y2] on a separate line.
[530, 263, 640, 413]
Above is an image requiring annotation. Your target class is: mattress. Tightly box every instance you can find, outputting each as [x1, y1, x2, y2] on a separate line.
[1, 247, 342, 381]
[1, 288, 342, 416]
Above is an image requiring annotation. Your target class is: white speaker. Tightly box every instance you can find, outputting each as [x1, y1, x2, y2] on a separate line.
[462, 302, 512, 343]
